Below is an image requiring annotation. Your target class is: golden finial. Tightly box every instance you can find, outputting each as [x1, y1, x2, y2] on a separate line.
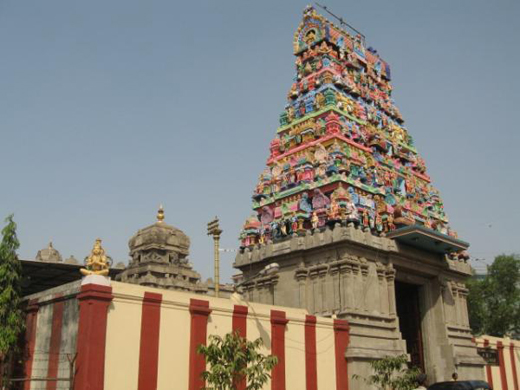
[80, 238, 110, 276]
[157, 204, 165, 223]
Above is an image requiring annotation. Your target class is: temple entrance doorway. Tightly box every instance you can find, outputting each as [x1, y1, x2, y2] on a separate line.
[395, 281, 425, 372]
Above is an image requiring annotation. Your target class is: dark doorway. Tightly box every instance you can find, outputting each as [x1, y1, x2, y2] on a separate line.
[395, 281, 425, 372]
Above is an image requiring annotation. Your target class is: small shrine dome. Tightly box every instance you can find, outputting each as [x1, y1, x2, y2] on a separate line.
[243, 215, 261, 230]
[128, 206, 190, 262]
[114, 261, 126, 269]
[64, 255, 79, 265]
[35, 242, 63, 263]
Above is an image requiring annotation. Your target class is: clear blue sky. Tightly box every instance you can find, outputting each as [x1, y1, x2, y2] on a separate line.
[1, 0, 518, 281]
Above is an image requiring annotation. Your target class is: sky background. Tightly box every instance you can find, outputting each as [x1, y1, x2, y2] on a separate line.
[1, 0, 518, 282]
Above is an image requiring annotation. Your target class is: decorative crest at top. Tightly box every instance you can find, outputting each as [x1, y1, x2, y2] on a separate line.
[80, 238, 111, 276]
[157, 204, 165, 223]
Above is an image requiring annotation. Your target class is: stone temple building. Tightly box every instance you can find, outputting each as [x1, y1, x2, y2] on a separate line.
[35, 242, 63, 263]
[116, 207, 208, 293]
[235, 6, 484, 384]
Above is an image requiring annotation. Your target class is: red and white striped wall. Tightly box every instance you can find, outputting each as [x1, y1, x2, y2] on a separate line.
[24, 280, 350, 390]
[475, 336, 520, 390]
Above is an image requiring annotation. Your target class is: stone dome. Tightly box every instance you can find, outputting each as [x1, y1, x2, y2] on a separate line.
[128, 209, 190, 260]
[64, 255, 79, 265]
[116, 206, 205, 293]
[128, 206, 190, 263]
[35, 242, 63, 263]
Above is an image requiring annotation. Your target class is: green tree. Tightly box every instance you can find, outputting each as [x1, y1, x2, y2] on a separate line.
[352, 354, 421, 390]
[197, 331, 278, 390]
[467, 254, 520, 337]
[0, 215, 24, 380]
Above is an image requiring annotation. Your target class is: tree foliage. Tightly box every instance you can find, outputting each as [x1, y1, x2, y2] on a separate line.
[0, 214, 24, 359]
[352, 354, 421, 390]
[197, 331, 278, 390]
[467, 254, 520, 337]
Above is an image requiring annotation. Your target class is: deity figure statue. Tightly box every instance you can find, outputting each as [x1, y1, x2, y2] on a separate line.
[291, 217, 298, 233]
[260, 206, 274, 225]
[280, 220, 287, 236]
[289, 84, 299, 99]
[287, 106, 295, 123]
[328, 198, 340, 220]
[312, 188, 330, 210]
[319, 41, 331, 54]
[80, 239, 111, 276]
[311, 211, 319, 229]
[314, 143, 328, 163]
[315, 92, 325, 110]
[299, 192, 313, 214]
[375, 214, 384, 233]
[304, 29, 316, 46]
[345, 197, 360, 223]
[315, 162, 327, 181]
[362, 209, 370, 228]
[385, 214, 395, 231]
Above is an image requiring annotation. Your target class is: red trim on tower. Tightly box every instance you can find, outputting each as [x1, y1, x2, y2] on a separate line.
[271, 310, 289, 390]
[74, 284, 113, 390]
[232, 305, 249, 390]
[305, 315, 318, 390]
[188, 299, 211, 390]
[511, 343, 519, 390]
[334, 319, 350, 390]
[23, 299, 39, 390]
[46, 296, 65, 390]
[498, 341, 509, 390]
[137, 292, 162, 390]
[484, 339, 494, 389]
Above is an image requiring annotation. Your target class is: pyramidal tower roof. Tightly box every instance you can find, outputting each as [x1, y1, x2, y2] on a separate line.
[239, 6, 467, 255]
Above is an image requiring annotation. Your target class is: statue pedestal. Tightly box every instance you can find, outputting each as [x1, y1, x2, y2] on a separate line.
[81, 274, 111, 287]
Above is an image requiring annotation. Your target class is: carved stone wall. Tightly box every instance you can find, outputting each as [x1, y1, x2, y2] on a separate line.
[234, 224, 484, 384]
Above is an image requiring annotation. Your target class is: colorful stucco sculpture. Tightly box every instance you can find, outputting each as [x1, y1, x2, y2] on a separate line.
[240, 6, 461, 255]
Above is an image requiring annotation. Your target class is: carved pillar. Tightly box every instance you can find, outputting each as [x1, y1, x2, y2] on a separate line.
[309, 269, 318, 314]
[270, 275, 280, 305]
[330, 263, 341, 312]
[386, 263, 396, 317]
[296, 268, 308, 309]
[376, 262, 388, 315]
[318, 265, 329, 314]
[459, 286, 470, 327]
[258, 281, 265, 304]
[352, 261, 363, 312]
[344, 263, 354, 311]
[360, 258, 369, 313]
[452, 283, 462, 326]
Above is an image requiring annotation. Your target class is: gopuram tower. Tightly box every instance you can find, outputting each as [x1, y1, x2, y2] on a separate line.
[234, 6, 484, 384]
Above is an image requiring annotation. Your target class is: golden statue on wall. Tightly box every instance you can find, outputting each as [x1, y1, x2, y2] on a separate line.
[80, 238, 111, 276]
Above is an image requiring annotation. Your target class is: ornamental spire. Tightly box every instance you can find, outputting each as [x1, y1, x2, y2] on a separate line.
[157, 204, 165, 223]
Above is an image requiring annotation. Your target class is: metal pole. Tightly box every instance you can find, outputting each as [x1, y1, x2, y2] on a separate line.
[213, 231, 221, 298]
[207, 217, 223, 298]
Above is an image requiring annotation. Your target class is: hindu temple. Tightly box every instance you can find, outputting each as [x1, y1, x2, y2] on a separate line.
[115, 206, 209, 293]
[234, 5, 484, 383]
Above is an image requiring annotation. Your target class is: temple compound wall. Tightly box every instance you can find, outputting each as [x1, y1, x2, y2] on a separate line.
[234, 225, 485, 385]
[474, 336, 520, 390]
[22, 279, 348, 390]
